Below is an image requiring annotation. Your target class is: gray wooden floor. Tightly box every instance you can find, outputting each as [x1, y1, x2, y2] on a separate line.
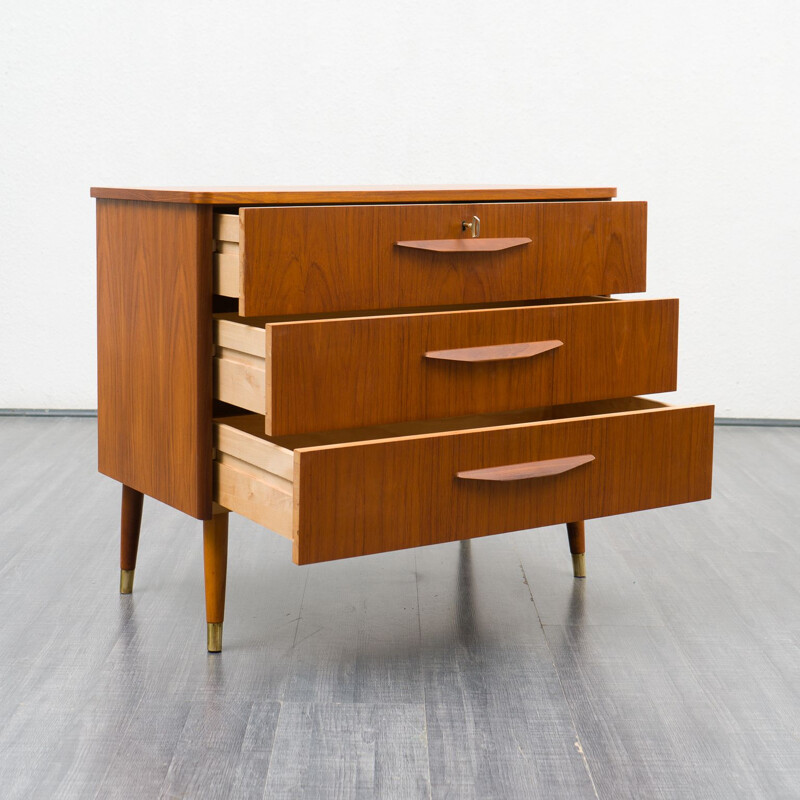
[1, 417, 799, 799]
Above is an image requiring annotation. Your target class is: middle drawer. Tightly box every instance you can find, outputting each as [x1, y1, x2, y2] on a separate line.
[214, 297, 678, 436]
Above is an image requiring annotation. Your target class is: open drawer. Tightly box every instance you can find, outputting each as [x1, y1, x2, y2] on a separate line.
[213, 297, 679, 435]
[213, 200, 647, 316]
[213, 397, 714, 565]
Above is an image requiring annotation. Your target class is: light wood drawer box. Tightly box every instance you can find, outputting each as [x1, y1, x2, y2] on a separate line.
[213, 297, 679, 435]
[213, 201, 647, 316]
[213, 398, 714, 565]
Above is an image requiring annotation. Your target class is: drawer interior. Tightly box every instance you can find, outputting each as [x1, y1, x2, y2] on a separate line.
[215, 295, 616, 327]
[217, 396, 669, 458]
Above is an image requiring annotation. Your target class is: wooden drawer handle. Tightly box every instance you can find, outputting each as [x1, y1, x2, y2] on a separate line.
[425, 340, 563, 363]
[457, 454, 595, 482]
[395, 237, 532, 253]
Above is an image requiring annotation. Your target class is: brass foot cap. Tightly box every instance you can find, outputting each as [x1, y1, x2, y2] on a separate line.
[120, 569, 135, 594]
[571, 553, 586, 579]
[207, 622, 223, 653]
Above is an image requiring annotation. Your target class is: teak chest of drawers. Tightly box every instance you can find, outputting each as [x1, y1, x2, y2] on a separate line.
[91, 185, 714, 652]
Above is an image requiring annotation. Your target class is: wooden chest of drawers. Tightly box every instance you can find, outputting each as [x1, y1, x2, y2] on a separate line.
[91, 185, 713, 652]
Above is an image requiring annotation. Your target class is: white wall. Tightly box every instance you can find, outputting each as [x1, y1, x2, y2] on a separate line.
[2, 1, 798, 418]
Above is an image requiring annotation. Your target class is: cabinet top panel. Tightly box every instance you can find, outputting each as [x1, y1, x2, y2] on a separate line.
[89, 185, 617, 204]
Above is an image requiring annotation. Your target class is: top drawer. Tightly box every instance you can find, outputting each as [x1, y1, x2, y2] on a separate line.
[214, 201, 647, 316]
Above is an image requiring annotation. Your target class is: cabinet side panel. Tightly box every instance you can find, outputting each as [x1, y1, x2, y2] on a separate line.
[97, 200, 213, 519]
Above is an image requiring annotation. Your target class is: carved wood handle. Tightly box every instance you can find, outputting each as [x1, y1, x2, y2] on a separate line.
[456, 454, 595, 482]
[425, 340, 563, 363]
[395, 237, 532, 253]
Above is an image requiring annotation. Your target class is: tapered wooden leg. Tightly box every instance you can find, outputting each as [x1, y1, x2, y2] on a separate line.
[120, 485, 144, 593]
[203, 507, 229, 653]
[566, 521, 586, 578]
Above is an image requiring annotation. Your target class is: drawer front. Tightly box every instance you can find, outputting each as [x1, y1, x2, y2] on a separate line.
[292, 403, 713, 564]
[232, 201, 646, 315]
[214, 298, 678, 435]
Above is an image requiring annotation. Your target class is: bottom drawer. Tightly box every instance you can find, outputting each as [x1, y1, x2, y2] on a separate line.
[213, 397, 714, 565]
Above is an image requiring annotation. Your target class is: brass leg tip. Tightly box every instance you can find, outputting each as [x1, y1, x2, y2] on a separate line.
[571, 553, 586, 579]
[120, 569, 135, 594]
[207, 622, 223, 653]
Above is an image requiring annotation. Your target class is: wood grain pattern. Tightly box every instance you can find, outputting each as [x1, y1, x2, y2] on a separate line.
[96, 200, 213, 519]
[90, 185, 618, 204]
[218, 298, 677, 435]
[238, 201, 646, 315]
[424, 339, 563, 363]
[291, 403, 714, 564]
[456, 454, 595, 481]
[395, 236, 532, 252]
